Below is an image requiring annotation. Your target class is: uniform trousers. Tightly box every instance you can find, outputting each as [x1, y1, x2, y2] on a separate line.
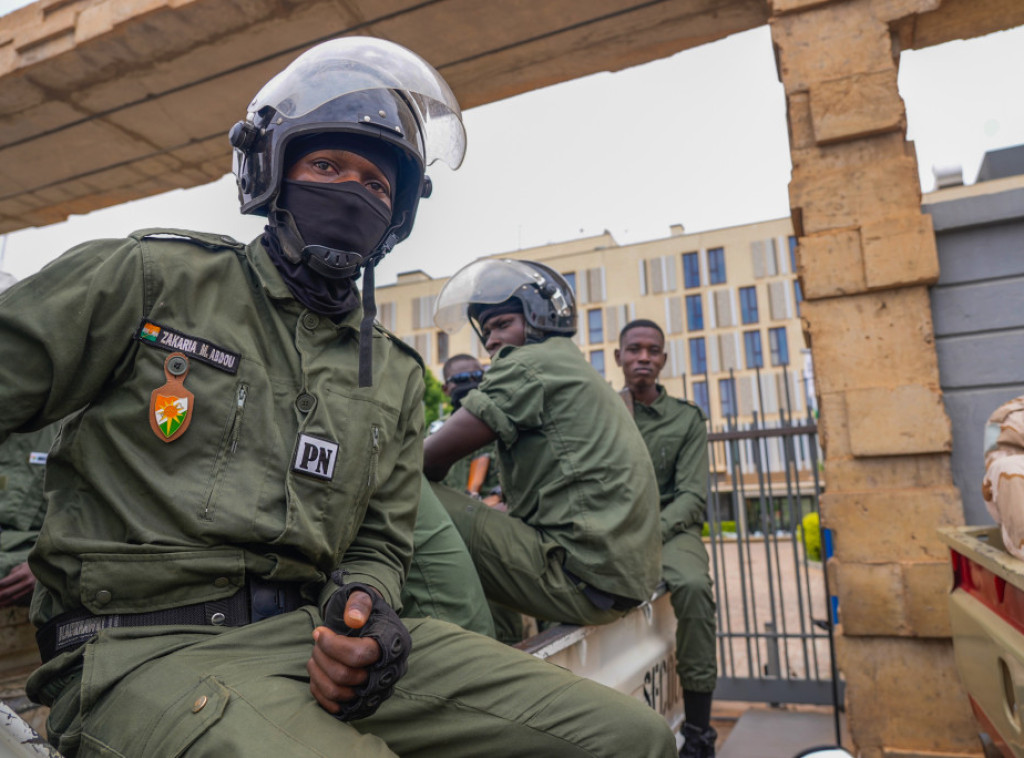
[430, 483, 624, 631]
[400, 476, 495, 637]
[663, 525, 718, 693]
[30, 612, 678, 758]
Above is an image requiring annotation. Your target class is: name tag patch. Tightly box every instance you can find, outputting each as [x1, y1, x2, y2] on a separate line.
[29, 452, 48, 465]
[292, 434, 338, 481]
[136, 320, 240, 375]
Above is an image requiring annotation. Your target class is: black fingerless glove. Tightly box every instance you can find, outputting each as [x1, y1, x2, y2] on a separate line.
[322, 572, 413, 721]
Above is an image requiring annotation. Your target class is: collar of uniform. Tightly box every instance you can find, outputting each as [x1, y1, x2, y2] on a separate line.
[247, 238, 364, 333]
[635, 384, 670, 417]
[248, 236, 295, 302]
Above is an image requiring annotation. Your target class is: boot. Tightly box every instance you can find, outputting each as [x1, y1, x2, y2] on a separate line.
[679, 722, 717, 758]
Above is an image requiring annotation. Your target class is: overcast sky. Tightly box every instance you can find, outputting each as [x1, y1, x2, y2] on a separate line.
[1, 12, 1022, 286]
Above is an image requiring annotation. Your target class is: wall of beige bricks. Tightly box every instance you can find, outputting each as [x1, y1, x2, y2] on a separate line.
[769, 1, 1000, 755]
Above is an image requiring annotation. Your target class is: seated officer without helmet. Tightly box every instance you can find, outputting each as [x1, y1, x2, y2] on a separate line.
[1, 38, 677, 758]
[616, 318, 719, 758]
[424, 258, 663, 641]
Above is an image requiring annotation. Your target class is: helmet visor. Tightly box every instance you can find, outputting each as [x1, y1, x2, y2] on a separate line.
[250, 37, 466, 169]
[434, 259, 547, 334]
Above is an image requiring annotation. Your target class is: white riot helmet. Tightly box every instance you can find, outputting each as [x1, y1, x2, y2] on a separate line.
[230, 36, 466, 264]
[434, 258, 577, 344]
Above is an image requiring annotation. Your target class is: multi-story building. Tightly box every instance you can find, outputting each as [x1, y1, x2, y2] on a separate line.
[377, 215, 813, 429]
[377, 216, 818, 529]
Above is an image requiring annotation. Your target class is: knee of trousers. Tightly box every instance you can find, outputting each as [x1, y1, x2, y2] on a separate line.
[668, 576, 714, 618]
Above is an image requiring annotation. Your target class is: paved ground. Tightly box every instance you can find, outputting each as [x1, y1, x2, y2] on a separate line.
[705, 537, 849, 756]
[715, 703, 850, 757]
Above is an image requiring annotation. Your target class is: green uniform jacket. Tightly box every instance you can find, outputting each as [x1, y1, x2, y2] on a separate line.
[0, 424, 59, 576]
[630, 386, 708, 541]
[0, 229, 423, 628]
[461, 337, 661, 602]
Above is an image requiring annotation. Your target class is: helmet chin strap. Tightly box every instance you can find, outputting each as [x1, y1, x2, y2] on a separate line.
[356, 230, 398, 388]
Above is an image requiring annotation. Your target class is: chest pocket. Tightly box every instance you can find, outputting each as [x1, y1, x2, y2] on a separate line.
[654, 437, 683, 476]
[284, 386, 399, 558]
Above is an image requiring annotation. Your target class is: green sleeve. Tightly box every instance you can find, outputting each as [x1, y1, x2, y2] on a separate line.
[334, 365, 425, 611]
[460, 351, 544, 446]
[0, 238, 146, 440]
[660, 411, 709, 540]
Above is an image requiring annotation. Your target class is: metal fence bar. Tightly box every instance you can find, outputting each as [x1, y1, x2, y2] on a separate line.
[702, 366, 839, 710]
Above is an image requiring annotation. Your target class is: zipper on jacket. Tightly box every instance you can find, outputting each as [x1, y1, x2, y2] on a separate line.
[202, 383, 248, 521]
[366, 424, 381, 490]
[229, 384, 248, 454]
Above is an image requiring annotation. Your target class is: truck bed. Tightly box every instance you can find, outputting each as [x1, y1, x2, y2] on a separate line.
[938, 525, 1024, 758]
[516, 584, 684, 738]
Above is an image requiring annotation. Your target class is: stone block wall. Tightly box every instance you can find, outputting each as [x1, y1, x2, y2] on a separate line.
[769, 1, 980, 755]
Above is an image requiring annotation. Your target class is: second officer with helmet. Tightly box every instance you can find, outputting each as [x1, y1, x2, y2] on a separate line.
[425, 258, 663, 641]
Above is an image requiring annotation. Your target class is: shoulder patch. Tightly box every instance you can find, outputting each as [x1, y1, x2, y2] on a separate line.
[674, 396, 707, 421]
[129, 228, 246, 252]
[374, 323, 425, 371]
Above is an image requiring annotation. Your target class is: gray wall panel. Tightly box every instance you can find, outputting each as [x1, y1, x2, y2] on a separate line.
[931, 276, 1024, 337]
[929, 221, 1024, 285]
[929, 183, 1024, 523]
[935, 329, 1024, 388]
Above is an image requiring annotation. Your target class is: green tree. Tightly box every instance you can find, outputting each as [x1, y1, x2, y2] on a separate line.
[423, 366, 450, 429]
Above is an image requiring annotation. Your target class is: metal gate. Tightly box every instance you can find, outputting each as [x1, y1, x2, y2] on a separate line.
[692, 366, 843, 723]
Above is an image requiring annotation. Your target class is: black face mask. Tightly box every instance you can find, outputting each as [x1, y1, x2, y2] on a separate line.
[278, 179, 392, 257]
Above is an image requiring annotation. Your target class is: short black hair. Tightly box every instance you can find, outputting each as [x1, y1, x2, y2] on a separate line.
[618, 319, 665, 346]
[442, 353, 481, 381]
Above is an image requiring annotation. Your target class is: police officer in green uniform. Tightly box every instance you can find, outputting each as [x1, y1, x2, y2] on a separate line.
[0, 272, 60, 609]
[424, 259, 663, 641]
[616, 319, 718, 758]
[0, 424, 59, 607]
[438, 354, 501, 501]
[0, 38, 677, 758]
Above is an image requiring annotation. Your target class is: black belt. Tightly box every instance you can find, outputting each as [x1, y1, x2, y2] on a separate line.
[37, 577, 305, 663]
[562, 567, 642, 612]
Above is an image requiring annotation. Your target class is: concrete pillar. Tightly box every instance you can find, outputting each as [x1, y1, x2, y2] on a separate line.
[770, 1, 979, 755]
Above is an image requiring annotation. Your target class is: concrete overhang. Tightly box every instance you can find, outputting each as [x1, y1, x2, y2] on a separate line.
[0, 0, 772, 235]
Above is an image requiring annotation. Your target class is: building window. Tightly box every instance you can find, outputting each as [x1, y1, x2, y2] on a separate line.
[683, 252, 700, 288]
[794, 279, 803, 317]
[744, 330, 763, 369]
[685, 294, 704, 331]
[692, 381, 709, 417]
[563, 271, 577, 294]
[707, 247, 726, 284]
[665, 297, 683, 335]
[437, 331, 449, 365]
[788, 236, 798, 272]
[589, 349, 605, 377]
[588, 308, 604, 344]
[769, 327, 790, 366]
[719, 377, 737, 418]
[739, 286, 759, 324]
[689, 337, 707, 375]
